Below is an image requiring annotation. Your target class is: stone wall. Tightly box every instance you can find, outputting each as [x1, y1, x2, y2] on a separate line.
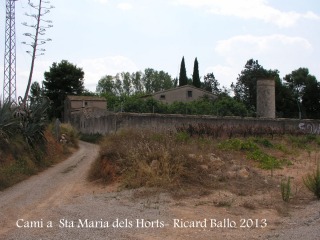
[70, 111, 320, 136]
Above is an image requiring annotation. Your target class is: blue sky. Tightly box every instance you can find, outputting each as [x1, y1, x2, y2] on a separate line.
[1, 0, 320, 97]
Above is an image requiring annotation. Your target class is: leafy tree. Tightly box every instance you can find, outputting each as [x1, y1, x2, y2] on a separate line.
[142, 68, 173, 93]
[274, 78, 296, 118]
[302, 77, 320, 119]
[283, 68, 320, 119]
[232, 59, 278, 111]
[192, 58, 201, 88]
[121, 72, 132, 96]
[97, 69, 173, 97]
[179, 57, 188, 86]
[96, 75, 116, 95]
[203, 73, 221, 95]
[30, 81, 42, 105]
[43, 60, 85, 119]
[131, 71, 144, 94]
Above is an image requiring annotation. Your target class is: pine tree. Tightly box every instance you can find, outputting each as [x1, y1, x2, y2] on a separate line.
[192, 58, 201, 88]
[179, 57, 188, 86]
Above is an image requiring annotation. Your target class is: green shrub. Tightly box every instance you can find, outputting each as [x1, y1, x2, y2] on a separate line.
[303, 162, 320, 199]
[218, 138, 258, 151]
[280, 177, 292, 202]
[60, 123, 79, 148]
[247, 150, 282, 170]
[175, 131, 190, 143]
[254, 138, 273, 148]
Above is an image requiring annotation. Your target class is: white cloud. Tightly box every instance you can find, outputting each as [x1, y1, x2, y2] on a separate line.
[215, 34, 312, 59]
[205, 64, 238, 88]
[211, 34, 314, 87]
[117, 3, 133, 11]
[173, 0, 320, 27]
[80, 56, 139, 91]
[14, 56, 138, 95]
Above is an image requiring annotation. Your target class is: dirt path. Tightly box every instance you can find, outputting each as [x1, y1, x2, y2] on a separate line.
[0, 141, 101, 239]
[1, 141, 319, 240]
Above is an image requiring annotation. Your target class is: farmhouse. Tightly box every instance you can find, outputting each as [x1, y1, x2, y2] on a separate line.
[152, 85, 216, 104]
[64, 95, 107, 122]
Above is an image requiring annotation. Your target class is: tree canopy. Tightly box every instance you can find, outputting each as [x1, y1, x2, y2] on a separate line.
[283, 68, 320, 119]
[43, 60, 85, 119]
[203, 73, 221, 95]
[232, 59, 279, 111]
[96, 68, 174, 96]
[179, 57, 188, 86]
[192, 58, 201, 88]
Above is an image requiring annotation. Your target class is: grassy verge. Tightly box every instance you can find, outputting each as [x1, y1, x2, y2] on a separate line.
[218, 138, 292, 170]
[0, 123, 79, 190]
[88, 129, 219, 190]
[89, 130, 320, 199]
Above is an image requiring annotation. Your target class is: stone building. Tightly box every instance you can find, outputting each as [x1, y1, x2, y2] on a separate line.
[152, 85, 216, 104]
[64, 95, 107, 122]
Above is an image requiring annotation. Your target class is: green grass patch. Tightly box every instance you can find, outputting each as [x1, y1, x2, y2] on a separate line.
[253, 138, 273, 148]
[219, 138, 292, 170]
[218, 138, 258, 151]
[175, 131, 190, 143]
[247, 149, 291, 170]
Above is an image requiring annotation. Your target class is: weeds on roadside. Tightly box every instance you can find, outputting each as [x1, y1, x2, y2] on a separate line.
[280, 177, 292, 202]
[303, 162, 320, 199]
[218, 138, 291, 170]
[88, 129, 216, 190]
[60, 123, 79, 148]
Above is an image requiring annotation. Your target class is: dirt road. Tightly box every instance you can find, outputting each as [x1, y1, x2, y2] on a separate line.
[0, 141, 102, 239]
[1, 141, 320, 240]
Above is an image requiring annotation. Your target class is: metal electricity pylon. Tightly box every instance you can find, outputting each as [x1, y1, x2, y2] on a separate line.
[3, 0, 18, 104]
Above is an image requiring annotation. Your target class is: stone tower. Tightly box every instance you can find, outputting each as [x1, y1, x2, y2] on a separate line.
[256, 79, 275, 118]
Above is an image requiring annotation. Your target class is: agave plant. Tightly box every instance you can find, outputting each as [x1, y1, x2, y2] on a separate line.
[0, 101, 19, 142]
[17, 97, 51, 147]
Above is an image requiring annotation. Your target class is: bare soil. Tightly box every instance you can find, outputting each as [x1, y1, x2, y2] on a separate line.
[0, 141, 319, 240]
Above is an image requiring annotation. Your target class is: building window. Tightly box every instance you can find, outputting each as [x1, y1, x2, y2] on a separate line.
[187, 90, 193, 98]
[160, 95, 166, 100]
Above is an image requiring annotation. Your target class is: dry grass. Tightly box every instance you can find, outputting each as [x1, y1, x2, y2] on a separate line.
[88, 129, 284, 198]
[88, 129, 320, 223]
[88, 129, 216, 190]
[0, 125, 77, 190]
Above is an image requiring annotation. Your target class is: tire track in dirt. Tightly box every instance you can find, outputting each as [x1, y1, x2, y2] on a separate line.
[0, 141, 99, 237]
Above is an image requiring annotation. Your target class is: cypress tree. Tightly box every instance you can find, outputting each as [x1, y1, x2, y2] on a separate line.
[193, 57, 201, 88]
[179, 56, 188, 86]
